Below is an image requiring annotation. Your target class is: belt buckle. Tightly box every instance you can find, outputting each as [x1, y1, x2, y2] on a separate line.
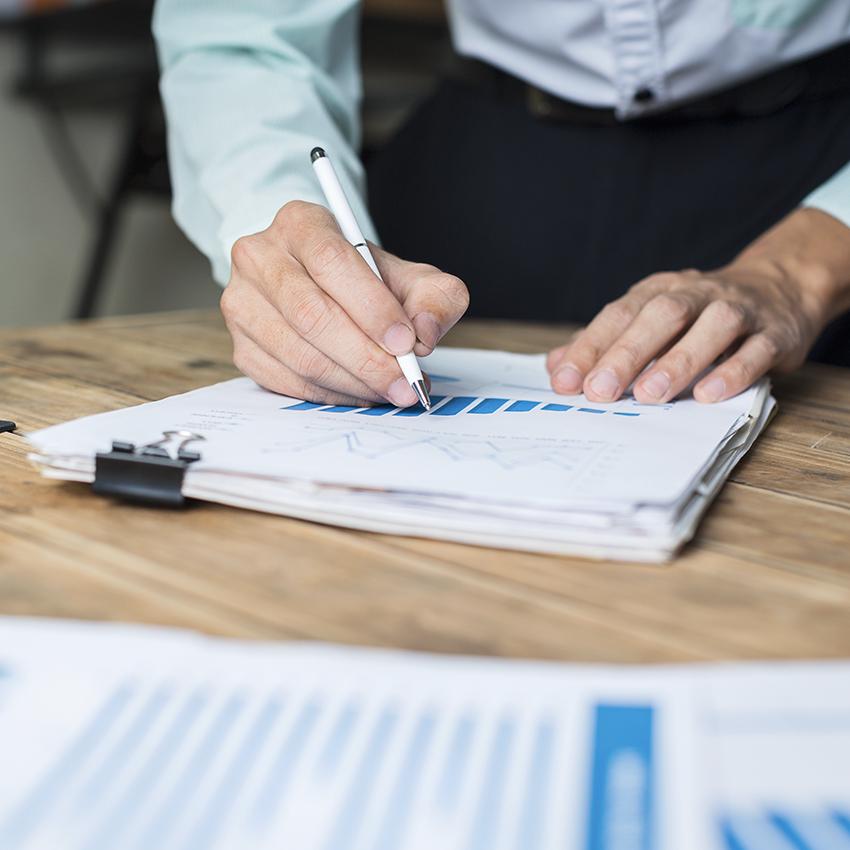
[526, 85, 556, 120]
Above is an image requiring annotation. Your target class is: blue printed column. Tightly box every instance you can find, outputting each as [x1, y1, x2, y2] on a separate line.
[585, 704, 655, 850]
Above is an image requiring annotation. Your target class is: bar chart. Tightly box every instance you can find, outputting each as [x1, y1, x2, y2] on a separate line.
[0, 667, 658, 850]
[282, 397, 641, 419]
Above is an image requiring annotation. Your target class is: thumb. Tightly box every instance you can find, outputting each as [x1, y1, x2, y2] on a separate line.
[372, 246, 470, 355]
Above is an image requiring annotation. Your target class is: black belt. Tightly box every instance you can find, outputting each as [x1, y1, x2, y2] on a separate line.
[450, 40, 850, 126]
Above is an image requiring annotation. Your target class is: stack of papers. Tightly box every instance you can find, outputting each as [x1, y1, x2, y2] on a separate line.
[1, 618, 848, 850]
[28, 348, 775, 561]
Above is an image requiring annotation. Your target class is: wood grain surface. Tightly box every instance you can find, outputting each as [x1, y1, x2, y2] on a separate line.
[1, 310, 848, 662]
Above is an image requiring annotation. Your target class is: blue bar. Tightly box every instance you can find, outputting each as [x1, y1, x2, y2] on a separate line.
[578, 408, 605, 415]
[251, 699, 322, 827]
[77, 686, 173, 807]
[184, 697, 284, 849]
[614, 412, 640, 417]
[718, 818, 748, 850]
[469, 398, 509, 415]
[356, 405, 397, 417]
[315, 702, 360, 780]
[585, 704, 655, 850]
[428, 374, 461, 382]
[431, 397, 477, 417]
[395, 396, 446, 417]
[506, 401, 539, 412]
[543, 404, 572, 412]
[321, 405, 360, 413]
[434, 713, 476, 814]
[130, 694, 246, 850]
[513, 719, 555, 850]
[322, 707, 400, 850]
[466, 716, 515, 850]
[83, 689, 210, 850]
[0, 685, 134, 848]
[371, 712, 438, 850]
[768, 813, 815, 850]
[834, 811, 850, 835]
[282, 401, 326, 411]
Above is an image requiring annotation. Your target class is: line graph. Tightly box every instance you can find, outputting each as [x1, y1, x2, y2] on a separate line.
[266, 424, 609, 472]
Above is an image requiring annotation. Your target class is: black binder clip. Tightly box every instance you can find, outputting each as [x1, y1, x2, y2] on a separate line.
[93, 430, 205, 507]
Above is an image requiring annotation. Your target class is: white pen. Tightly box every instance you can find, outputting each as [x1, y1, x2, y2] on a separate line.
[310, 147, 431, 410]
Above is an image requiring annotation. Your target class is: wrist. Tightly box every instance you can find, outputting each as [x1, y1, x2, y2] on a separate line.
[728, 207, 850, 325]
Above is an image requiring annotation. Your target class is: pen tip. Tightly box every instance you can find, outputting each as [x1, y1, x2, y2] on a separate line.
[311, 147, 326, 163]
[412, 380, 431, 411]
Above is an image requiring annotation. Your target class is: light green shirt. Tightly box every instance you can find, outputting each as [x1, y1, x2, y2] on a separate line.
[153, 0, 850, 284]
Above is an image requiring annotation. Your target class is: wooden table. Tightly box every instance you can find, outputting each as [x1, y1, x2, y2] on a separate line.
[1, 310, 849, 662]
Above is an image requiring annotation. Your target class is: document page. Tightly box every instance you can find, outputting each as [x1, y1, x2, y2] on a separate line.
[0, 618, 701, 850]
[29, 348, 768, 511]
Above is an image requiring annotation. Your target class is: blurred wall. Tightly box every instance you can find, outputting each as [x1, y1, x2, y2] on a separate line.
[0, 34, 218, 329]
[0, 4, 449, 329]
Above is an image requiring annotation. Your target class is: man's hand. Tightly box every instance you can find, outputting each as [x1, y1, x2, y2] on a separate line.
[547, 208, 850, 404]
[221, 201, 469, 406]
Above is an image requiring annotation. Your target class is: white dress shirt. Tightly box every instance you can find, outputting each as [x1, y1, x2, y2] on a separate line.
[154, 0, 850, 283]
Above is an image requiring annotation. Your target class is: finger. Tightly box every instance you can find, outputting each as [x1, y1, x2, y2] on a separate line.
[232, 336, 378, 407]
[583, 293, 701, 402]
[549, 295, 647, 395]
[225, 278, 413, 406]
[693, 332, 779, 403]
[282, 206, 419, 357]
[372, 247, 470, 355]
[634, 300, 750, 403]
[265, 268, 419, 406]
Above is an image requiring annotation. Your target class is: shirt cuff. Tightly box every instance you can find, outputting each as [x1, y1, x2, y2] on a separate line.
[804, 161, 850, 229]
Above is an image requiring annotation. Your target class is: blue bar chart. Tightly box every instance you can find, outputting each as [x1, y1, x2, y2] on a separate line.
[281, 397, 641, 418]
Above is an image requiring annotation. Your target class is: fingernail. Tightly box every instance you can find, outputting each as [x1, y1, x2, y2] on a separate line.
[588, 369, 620, 400]
[413, 312, 442, 350]
[553, 364, 583, 394]
[641, 371, 671, 400]
[387, 377, 417, 407]
[384, 322, 416, 355]
[698, 376, 726, 403]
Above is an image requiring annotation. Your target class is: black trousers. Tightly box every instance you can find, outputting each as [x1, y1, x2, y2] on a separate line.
[368, 50, 850, 365]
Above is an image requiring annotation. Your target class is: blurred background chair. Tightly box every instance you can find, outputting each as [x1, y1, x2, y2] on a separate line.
[0, 0, 449, 322]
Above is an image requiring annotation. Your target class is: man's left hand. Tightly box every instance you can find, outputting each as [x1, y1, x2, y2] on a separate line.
[546, 208, 850, 404]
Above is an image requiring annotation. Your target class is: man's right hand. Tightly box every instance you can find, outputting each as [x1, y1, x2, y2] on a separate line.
[221, 201, 470, 407]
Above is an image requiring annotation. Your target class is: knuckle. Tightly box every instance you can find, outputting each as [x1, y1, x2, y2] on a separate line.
[724, 357, 753, 387]
[275, 199, 313, 226]
[650, 293, 691, 325]
[664, 346, 697, 376]
[307, 236, 350, 277]
[600, 299, 636, 327]
[709, 299, 748, 331]
[289, 292, 332, 340]
[354, 350, 393, 384]
[291, 345, 328, 383]
[219, 284, 238, 320]
[612, 338, 644, 372]
[757, 332, 783, 360]
[230, 235, 257, 272]
[436, 273, 470, 310]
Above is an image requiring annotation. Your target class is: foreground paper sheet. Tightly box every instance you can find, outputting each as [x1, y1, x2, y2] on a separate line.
[1, 619, 848, 850]
[28, 348, 775, 561]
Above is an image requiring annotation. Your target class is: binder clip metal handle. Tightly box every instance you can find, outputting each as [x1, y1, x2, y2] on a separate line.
[93, 430, 205, 507]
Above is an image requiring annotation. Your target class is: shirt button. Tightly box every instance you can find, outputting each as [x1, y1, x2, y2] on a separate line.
[634, 87, 656, 103]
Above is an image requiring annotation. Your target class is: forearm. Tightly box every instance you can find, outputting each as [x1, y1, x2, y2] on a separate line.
[730, 207, 850, 327]
[153, 0, 374, 283]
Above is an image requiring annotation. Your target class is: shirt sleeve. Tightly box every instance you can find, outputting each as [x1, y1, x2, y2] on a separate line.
[152, 0, 376, 284]
[804, 161, 850, 230]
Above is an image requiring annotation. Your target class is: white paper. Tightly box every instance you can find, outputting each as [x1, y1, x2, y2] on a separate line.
[27, 348, 774, 561]
[0, 618, 701, 850]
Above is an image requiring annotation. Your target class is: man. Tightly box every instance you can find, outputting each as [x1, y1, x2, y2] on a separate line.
[153, 0, 850, 409]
